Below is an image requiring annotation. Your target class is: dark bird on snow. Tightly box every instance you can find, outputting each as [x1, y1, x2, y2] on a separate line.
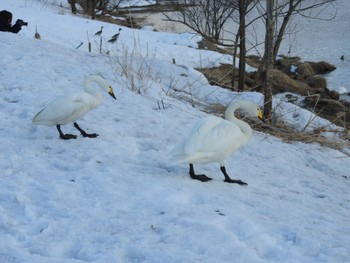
[111, 28, 122, 39]
[95, 26, 104, 36]
[108, 36, 118, 43]
[108, 28, 122, 43]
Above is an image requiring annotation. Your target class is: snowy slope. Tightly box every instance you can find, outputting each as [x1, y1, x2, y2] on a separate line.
[0, 1, 349, 263]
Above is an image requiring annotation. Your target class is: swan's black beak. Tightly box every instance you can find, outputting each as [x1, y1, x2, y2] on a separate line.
[258, 110, 266, 123]
[109, 86, 117, 100]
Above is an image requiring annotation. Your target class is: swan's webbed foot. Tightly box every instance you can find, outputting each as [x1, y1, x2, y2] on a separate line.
[60, 134, 78, 140]
[189, 164, 213, 182]
[81, 131, 99, 138]
[56, 125, 77, 140]
[220, 166, 248, 186]
[74, 123, 99, 138]
[191, 173, 213, 182]
[224, 178, 248, 185]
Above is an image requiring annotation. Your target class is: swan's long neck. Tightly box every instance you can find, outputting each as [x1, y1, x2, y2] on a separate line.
[225, 101, 253, 137]
[84, 75, 106, 95]
[83, 76, 105, 107]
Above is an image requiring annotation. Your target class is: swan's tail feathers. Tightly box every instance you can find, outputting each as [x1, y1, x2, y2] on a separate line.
[169, 152, 206, 165]
[169, 154, 188, 165]
[32, 107, 54, 126]
[169, 144, 192, 164]
[32, 108, 46, 124]
[170, 151, 219, 165]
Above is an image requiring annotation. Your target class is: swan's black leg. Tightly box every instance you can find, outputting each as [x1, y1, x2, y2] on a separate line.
[74, 122, 99, 138]
[56, 125, 77, 140]
[189, 164, 212, 182]
[220, 166, 247, 185]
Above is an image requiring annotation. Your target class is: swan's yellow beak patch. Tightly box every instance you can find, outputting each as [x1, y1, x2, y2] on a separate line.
[258, 110, 265, 123]
[109, 86, 117, 100]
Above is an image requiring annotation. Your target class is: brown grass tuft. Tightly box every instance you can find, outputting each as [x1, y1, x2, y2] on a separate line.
[306, 61, 337, 74]
[271, 70, 310, 95]
[296, 63, 315, 79]
[306, 75, 327, 90]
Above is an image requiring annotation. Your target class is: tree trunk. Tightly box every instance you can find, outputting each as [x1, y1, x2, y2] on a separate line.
[91, 0, 96, 20]
[263, 0, 275, 120]
[68, 0, 77, 14]
[238, 0, 247, 91]
[231, 29, 240, 88]
[273, 2, 294, 60]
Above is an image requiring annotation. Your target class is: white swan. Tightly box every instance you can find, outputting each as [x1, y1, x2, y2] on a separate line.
[170, 100, 264, 185]
[32, 75, 116, 140]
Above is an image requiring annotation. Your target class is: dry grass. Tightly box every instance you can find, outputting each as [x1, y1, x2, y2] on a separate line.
[197, 64, 237, 90]
[271, 69, 310, 95]
[296, 63, 315, 79]
[306, 75, 327, 90]
[306, 61, 337, 74]
[254, 122, 349, 151]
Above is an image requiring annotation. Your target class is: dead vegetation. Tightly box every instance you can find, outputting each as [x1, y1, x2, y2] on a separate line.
[258, 124, 350, 156]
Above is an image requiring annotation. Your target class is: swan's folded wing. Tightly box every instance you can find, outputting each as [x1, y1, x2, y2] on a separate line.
[32, 93, 89, 125]
[183, 116, 226, 154]
[201, 121, 246, 157]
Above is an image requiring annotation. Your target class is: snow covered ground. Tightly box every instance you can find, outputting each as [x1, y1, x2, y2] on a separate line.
[0, 1, 349, 263]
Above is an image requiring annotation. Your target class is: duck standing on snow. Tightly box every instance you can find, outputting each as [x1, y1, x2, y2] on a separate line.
[32, 75, 116, 140]
[108, 28, 122, 43]
[94, 26, 103, 36]
[170, 100, 264, 185]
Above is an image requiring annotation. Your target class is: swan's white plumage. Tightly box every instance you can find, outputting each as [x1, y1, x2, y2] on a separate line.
[32, 75, 115, 126]
[170, 100, 262, 166]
